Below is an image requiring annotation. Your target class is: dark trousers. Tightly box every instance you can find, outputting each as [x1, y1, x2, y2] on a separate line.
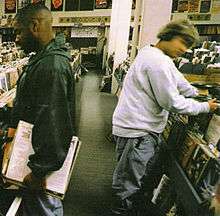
[21, 191, 63, 216]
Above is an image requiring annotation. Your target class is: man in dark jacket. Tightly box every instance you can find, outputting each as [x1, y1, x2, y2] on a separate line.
[9, 3, 75, 215]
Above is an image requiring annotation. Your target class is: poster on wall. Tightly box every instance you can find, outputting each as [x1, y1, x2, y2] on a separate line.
[65, 0, 79, 11]
[95, 0, 108, 9]
[188, 0, 199, 12]
[200, 0, 211, 13]
[211, 0, 220, 14]
[177, 0, 189, 12]
[172, 0, 179, 12]
[51, 0, 63, 11]
[5, 0, 16, 13]
[17, 0, 31, 9]
[108, 0, 112, 8]
[132, 0, 136, 9]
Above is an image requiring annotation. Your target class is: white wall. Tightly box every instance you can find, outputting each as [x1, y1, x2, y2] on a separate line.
[139, 0, 173, 48]
[109, 0, 133, 94]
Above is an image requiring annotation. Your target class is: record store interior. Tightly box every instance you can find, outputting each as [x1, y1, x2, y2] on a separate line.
[0, 0, 220, 216]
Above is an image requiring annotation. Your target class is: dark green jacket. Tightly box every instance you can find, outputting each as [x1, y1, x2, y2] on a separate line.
[11, 34, 75, 178]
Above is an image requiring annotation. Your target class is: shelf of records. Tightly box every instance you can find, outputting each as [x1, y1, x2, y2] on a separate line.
[99, 54, 131, 93]
[0, 56, 29, 97]
[177, 41, 220, 75]
[70, 49, 82, 81]
[114, 57, 131, 88]
[0, 42, 26, 65]
[161, 111, 220, 215]
[80, 47, 97, 55]
[99, 53, 114, 93]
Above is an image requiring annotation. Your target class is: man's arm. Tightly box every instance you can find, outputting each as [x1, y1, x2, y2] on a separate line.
[147, 64, 213, 115]
[176, 70, 199, 97]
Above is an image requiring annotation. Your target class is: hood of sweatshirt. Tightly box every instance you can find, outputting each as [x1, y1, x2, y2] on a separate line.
[27, 33, 71, 66]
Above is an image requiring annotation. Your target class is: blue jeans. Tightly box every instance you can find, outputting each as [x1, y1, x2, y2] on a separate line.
[112, 133, 166, 203]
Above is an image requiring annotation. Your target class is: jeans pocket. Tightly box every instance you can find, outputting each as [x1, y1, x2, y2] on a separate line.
[130, 136, 155, 165]
[135, 134, 156, 152]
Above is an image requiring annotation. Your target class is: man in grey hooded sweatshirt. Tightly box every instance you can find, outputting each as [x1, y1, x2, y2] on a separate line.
[111, 19, 218, 216]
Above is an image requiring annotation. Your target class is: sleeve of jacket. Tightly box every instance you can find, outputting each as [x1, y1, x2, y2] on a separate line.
[28, 56, 75, 178]
[175, 69, 198, 97]
[147, 64, 210, 116]
[10, 68, 28, 129]
[10, 97, 20, 129]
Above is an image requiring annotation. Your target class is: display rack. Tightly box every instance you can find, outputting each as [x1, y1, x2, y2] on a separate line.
[168, 155, 207, 216]
[163, 111, 220, 216]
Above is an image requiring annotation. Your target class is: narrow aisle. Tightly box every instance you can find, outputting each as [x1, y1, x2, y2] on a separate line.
[64, 71, 118, 216]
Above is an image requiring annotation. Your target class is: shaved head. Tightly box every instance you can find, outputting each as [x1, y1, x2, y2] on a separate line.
[15, 2, 52, 27]
[14, 2, 54, 53]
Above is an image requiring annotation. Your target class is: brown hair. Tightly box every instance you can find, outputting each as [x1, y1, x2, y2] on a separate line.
[157, 19, 200, 48]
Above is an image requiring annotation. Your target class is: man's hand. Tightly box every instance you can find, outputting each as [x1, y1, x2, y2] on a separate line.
[7, 128, 16, 138]
[23, 172, 46, 191]
[208, 98, 218, 112]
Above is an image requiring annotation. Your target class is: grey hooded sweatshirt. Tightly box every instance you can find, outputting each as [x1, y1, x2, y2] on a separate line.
[113, 46, 209, 138]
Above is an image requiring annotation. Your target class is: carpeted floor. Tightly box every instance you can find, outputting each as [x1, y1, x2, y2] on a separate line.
[63, 71, 118, 216]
